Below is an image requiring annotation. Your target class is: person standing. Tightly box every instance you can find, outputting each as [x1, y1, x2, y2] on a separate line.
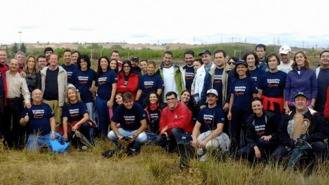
[62, 49, 78, 85]
[0, 49, 8, 133]
[95, 57, 117, 138]
[315, 50, 329, 113]
[284, 51, 317, 114]
[255, 44, 267, 71]
[159, 51, 185, 101]
[258, 54, 287, 113]
[40, 54, 67, 126]
[24, 56, 41, 93]
[182, 50, 195, 92]
[278, 45, 293, 74]
[3, 58, 31, 148]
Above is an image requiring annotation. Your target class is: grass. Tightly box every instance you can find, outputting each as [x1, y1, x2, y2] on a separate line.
[0, 140, 328, 185]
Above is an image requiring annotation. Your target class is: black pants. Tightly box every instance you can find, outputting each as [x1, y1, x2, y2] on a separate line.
[272, 141, 328, 162]
[230, 108, 251, 152]
[238, 140, 277, 161]
[3, 98, 25, 149]
[0, 96, 4, 137]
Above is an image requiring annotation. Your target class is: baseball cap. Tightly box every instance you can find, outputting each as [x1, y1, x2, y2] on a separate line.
[294, 92, 307, 99]
[206, 89, 218, 97]
[198, 49, 211, 56]
[235, 60, 248, 67]
[279, 45, 291, 55]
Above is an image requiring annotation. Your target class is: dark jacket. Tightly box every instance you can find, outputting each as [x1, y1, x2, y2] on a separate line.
[245, 111, 281, 148]
[279, 109, 329, 147]
[25, 71, 41, 93]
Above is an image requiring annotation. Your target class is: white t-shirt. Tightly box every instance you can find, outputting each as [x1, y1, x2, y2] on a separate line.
[162, 66, 177, 100]
[278, 60, 293, 74]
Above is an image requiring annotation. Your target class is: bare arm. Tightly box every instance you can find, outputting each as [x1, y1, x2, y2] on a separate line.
[135, 89, 142, 101]
[203, 123, 224, 143]
[107, 83, 117, 108]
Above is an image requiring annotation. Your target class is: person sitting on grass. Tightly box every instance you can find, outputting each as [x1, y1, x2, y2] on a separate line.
[191, 89, 231, 162]
[144, 92, 162, 143]
[62, 85, 94, 150]
[272, 92, 329, 168]
[237, 98, 280, 162]
[20, 89, 57, 152]
[104, 92, 148, 157]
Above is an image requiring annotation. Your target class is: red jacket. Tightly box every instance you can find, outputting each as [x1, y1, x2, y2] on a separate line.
[159, 102, 193, 134]
[0, 63, 8, 97]
[324, 86, 329, 120]
[116, 72, 139, 98]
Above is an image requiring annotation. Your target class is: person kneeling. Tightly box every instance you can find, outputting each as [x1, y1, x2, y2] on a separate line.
[191, 89, 230, 162]
[104, 92, 147, 157]
[62, 85, 94, 150]
[237, 98, 280, 162]
[20, 89, 65, 152]
[159, 91, 194, 169]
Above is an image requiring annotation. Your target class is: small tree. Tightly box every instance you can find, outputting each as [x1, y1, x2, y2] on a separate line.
[11, 43, 19, 57]
[20, 43, 27, 53]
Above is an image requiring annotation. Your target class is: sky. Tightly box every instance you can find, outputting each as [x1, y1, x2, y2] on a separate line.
[1, 0, 329, 47]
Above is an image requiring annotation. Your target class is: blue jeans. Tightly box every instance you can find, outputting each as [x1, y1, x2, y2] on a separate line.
[108, 128, 147, 150]
[145, 131, 161, 143]
[95, 96, 109, 138]
[171, 128, 192, 145]
[85, 102, 95, 121]
[26, 132, 65, 152]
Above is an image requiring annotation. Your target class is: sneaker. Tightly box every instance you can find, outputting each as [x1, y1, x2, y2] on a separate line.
[126, 148, 139, 156]
[102, 149, 116, 158]
[199, 153, 208, 162]
[81, 145, 88, 151]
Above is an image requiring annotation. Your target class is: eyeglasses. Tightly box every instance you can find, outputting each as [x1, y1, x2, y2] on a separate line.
[123, 66, 130, 68]
[166, 97, 176, 101]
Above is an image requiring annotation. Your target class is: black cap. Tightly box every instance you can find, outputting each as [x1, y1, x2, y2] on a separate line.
[198, 49, 211, 56]
[294, 92, 307, 99]
[235, 60, 248, 67]
[130, 56, 139, 62]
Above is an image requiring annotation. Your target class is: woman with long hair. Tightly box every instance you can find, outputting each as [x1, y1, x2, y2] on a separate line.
[24, 56, 41, 93]
[95, 56, 117, 138]
[144, 92, 162, 142]
[284, 51, 317, 113]
[116, 60, 139, 98]
[62, 85, 94, 149]
[74, 54, 97, 121]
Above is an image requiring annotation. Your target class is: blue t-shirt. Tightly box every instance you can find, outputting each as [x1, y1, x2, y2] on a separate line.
[62, 101, 88, 123]
[183, 65, 195, 92]
[22, 103, 54, 135]
[212, 68, 224, 98]
[96, 70, 117, 100]
[74, 69, 96, 103]
[62, 64, 78, 84]
[259, 71, 286, 97]
[139, 74, 163, 94]
[112, 103, 147, 131]
[197, 105, 225, 133]
[139, 73, 163, 104]
[231, 77, 258, 110]
[249, 67, 265, 89]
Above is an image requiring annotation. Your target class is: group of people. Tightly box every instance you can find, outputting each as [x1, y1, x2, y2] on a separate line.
[0, 44, 328, 170]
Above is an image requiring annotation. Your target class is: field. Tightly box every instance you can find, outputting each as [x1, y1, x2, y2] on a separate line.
[0, 140, 328, 185]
